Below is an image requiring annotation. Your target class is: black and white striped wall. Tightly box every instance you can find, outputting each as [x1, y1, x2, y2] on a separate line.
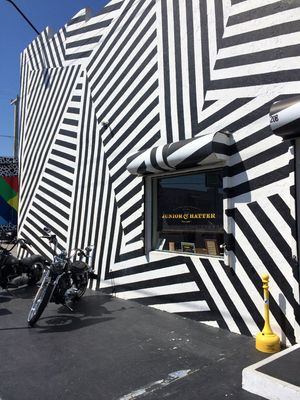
[18, 0, 300, 345]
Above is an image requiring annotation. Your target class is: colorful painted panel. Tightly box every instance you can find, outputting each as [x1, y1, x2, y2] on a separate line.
[0, 157, 18, 237]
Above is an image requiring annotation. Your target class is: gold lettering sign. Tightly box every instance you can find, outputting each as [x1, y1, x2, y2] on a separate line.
[161, 213, 216, 220]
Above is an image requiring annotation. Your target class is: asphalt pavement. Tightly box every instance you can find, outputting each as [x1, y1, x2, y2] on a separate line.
[0, 287, 269, 400]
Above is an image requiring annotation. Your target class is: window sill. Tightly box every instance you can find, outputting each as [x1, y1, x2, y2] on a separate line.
[148, 250, 224, 262]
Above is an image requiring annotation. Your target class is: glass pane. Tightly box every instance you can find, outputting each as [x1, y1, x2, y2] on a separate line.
[153, 170, 224, 256]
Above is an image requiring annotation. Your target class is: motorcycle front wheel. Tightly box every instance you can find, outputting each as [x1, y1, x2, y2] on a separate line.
[74, 272, 89, 300]
[27, 274, 53, 326]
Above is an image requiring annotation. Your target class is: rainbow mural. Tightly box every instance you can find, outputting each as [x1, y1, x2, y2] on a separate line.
[0, 157, 18, 237]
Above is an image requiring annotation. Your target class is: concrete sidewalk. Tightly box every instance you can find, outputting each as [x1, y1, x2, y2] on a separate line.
[0, 287, 268, 400]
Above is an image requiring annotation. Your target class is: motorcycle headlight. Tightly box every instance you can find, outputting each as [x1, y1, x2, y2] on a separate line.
[51, 256, 66, 273]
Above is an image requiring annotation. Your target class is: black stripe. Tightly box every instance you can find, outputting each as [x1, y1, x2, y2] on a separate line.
[96, 44, 157, 127]
[115, 174, 135, 195]
[124, 217, 142, 235]
[228, 1, 296, 26]
[31, 202, 68, 232]
[55, 139, 76, 150]
[71, 82, 91, 251]
[110, 256, 185, 278]
[227, 127, 271, 156]
[90, 0, 155, 88]
[59, 129, 77, 138]
[185, 258, 228, 330]
[44, 168, 73, 186]
[186, 0, 197, 135]
[42, 177, 72, 197]
[66, 36, 101, 49]
[227, 208, 298, 314]
[67, 14, 87, 26]
[67, 107, 80, 114]
[222, 20, 300, 48]
[109, 115, 159, 171]
[35, 193, 69, 220]
[92, 17, 157, 103]
[219, 259, 264, 332]
[102, 273, 193, 293]
[120, 199, 143, 222]
[215, 44, 300, 70]
[95, 2, 123, 16]
[52, 149, 76, 162]
[117, 182, 143, 208]
[224, 165, 289, 199]
[66, 20, 111, 37]
[88, 0, 138, 79]
[173, 0, 185, 141]
[19, 66, 80, 227]
[201, 258, 251, 335]
[134, 291, 206, 306]
[228, 234, 295, 343]
[161, 0, 172, 142]
[197, 98, 252, 133]
[247, 202, 293, 267]
[210, 70, 300, 91]
[63, 118, 78, 126]
[39, 185, 71, 208]
[140, 131, 161, 151]
[269, 194, 296, 239]
[227, 142, 289, 178]
[26, 214, 66, 244]
[199, 0, 210, 100]
[48, 158, 75, 174]
[65, 51, 93, 60]
[105, 93, 159, 161]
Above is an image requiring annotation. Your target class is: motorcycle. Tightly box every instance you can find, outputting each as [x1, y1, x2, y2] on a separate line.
[27, 228, 96, 326]
[0, 234, 44, 290]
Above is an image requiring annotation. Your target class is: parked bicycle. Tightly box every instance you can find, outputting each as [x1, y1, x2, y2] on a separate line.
[0, 233, 44, 290]
[27, 227, 96, 326]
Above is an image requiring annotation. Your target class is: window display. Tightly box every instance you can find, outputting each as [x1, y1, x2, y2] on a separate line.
[152, 170, 224, 256]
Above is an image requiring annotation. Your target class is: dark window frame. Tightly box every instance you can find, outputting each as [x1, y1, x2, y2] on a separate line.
[147, 168, 225, 258]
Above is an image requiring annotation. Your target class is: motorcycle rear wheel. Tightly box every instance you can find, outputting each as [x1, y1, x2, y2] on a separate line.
[27, 278, 53, 326]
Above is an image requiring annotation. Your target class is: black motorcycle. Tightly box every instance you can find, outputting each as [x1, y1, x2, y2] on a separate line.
[27, 228, 96, 326]
[0, 234, 44, 290]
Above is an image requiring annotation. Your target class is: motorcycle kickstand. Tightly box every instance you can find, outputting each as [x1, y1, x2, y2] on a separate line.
[63, 303, 74, 312]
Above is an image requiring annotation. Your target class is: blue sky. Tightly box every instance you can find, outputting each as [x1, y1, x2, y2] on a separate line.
[0, 0, 108, 157]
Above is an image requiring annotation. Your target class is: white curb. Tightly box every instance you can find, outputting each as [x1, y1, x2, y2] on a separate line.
[242, 344, 300, 400]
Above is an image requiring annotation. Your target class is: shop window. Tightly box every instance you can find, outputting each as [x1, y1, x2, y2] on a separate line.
[152, 170, 224, 257]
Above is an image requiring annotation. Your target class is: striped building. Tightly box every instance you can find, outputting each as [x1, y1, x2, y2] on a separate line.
[18, 0, 300, 345]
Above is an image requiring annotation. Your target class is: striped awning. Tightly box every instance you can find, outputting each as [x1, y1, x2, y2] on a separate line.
[126, 132, 230, 176]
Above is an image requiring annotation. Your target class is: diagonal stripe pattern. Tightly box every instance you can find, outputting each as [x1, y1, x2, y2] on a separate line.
[17, 0, 300, 343]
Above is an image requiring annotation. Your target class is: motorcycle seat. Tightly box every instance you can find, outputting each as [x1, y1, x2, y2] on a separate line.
[19, 255, 45, 268]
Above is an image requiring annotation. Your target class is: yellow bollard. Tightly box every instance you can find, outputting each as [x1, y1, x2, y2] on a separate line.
[256, 274, 280, 353]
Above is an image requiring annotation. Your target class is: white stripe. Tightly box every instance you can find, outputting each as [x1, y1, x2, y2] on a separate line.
[115, 282, 199, 299]
[192, 258, 241, 333]
[212, 57, 300, 81]
[231, 0, 282, 15]
[224, 9, 300, 38]
[218, 32, 300, 59]
[102, 264, 189, 286]
[150, 301, 210, 313]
